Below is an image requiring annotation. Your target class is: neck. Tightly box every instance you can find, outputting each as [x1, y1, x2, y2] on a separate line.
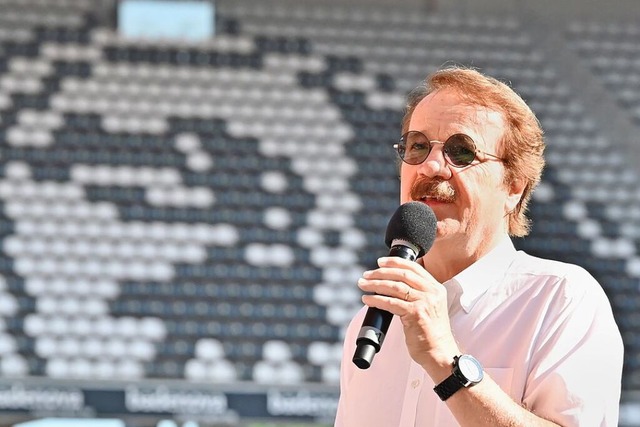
[421, 232, 508, 283]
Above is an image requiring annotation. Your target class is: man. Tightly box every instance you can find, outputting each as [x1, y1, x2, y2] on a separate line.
[335, 67, 623, 426]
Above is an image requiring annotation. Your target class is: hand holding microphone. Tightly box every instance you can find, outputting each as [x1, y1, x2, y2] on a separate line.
[352, 201, 438, 369]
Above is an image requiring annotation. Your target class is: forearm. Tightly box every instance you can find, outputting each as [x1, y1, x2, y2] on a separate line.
[444, 374, 561, 427]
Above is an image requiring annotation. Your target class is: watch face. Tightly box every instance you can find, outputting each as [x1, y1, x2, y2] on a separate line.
[458, 355, 484, 383]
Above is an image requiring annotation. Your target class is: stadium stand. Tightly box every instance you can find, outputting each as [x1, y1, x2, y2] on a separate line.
[0, 0, 638, 425]
[567, 20, 640, 125]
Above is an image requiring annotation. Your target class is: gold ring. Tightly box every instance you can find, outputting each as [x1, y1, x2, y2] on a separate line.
[404, 289, 411, 301]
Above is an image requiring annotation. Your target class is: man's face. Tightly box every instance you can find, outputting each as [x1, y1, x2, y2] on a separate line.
[400, 88, 513, 254]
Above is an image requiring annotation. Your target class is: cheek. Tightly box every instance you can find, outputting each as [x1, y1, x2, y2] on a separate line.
[399, 167, 415, 203]
[461, 177, 508, 221]
[400, 182, 412, 203]
[452, 178, 485, 222]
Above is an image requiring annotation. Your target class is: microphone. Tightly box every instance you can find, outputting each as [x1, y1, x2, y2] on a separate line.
[352, 201, 437, 369]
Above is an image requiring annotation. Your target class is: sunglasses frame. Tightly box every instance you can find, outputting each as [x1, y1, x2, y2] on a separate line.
[394, 131, 504, 168]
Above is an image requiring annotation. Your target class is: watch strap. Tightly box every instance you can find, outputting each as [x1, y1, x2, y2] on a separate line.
[433, 372, 465, 401]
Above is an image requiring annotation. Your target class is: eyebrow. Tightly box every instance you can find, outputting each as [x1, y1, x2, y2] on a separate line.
[407, 130, 475, 143]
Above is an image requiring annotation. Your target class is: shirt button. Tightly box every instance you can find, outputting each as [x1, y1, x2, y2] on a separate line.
[411, 379, 420, 389]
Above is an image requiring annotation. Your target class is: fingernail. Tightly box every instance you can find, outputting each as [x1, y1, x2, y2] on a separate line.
[362, 270, 372, 278]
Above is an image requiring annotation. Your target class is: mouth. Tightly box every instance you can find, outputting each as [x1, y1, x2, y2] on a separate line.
[416, 196, 451, 205]
[410, 179, 456, 205]
[419, 196, 444, 202]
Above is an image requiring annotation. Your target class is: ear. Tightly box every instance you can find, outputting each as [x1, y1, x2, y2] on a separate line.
[505, 177, 527, 214]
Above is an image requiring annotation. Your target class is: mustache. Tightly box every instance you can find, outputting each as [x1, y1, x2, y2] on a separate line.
[410, 178, 456, 203]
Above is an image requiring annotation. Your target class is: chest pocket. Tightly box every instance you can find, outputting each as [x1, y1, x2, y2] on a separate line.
[432, 368, 514, 426]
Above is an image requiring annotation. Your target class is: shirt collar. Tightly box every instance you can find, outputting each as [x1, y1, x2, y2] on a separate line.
[447, 237, 517, 313]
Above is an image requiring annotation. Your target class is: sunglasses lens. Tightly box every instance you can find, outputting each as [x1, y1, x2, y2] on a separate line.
[445, 134, 476, 166]
[400, 132, 430, 164]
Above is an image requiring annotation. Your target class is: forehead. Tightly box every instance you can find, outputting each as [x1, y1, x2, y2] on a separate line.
[408, 88, 505, 144]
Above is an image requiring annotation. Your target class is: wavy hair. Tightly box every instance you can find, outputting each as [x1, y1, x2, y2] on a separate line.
[402, 67, 545, 237]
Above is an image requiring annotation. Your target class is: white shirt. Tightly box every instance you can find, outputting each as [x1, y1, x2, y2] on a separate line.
[335, 239, 623, 426]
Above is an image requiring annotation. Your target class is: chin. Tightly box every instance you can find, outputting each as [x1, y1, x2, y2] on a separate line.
[432, 220, 463, 241]
[434, 225, 454, 243]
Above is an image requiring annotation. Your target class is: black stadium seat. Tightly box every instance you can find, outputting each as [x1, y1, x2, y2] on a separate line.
[0, 0, 638, 424]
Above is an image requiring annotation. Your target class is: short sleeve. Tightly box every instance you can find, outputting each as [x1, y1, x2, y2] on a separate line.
[522, 268, 623, 426]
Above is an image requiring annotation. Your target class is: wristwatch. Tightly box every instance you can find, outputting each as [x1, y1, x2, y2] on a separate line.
[433, 354, 484, 401]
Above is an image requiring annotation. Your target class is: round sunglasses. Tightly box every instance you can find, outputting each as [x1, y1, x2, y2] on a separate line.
[394, 131, 504, 168]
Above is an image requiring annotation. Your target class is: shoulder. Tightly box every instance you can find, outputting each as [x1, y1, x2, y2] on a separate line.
[511, 250, 591, 279]
[508, 251, 622, 357]
[507, 250, 609, 306]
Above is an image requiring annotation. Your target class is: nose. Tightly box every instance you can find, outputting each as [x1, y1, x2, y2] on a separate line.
[417, 143, 452, 180]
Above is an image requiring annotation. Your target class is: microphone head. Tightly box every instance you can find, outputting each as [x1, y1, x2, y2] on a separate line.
[384, 201, 437, 257]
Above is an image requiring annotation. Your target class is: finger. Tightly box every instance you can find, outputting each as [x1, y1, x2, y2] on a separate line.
[361, 293, 410, 316]
[363, 266, 434, 293]
[404, 287, 413, 302]
[377, 256, 438, 282]
[357, 277, 411, 300]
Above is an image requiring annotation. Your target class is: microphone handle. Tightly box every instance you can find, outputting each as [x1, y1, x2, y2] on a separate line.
[352, 244, 417, 369]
